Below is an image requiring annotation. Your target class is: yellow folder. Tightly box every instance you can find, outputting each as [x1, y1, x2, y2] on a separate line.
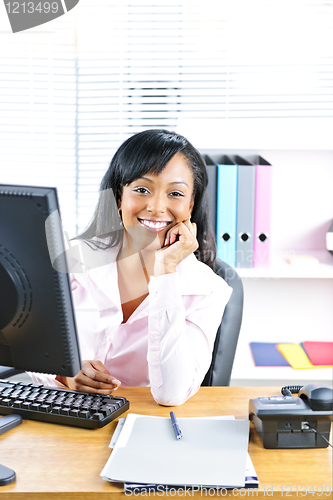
[277, 343, 329, 369]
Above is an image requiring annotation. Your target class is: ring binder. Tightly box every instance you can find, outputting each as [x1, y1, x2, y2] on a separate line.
[233, 156, 255, 268]
[250, 156, 273, 268]
[214, 155, 237, 268]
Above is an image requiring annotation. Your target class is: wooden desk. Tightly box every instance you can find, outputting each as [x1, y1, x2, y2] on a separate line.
[0, 387, 332, 499]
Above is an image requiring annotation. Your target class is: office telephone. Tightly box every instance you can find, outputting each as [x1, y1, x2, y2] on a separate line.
[249, 384, 333, 449]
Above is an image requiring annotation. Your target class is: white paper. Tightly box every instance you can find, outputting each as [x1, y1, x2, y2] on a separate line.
[101, 414, 250, 488]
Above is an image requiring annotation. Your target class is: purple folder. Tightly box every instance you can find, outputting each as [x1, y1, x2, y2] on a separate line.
[250, 342, 291, 367]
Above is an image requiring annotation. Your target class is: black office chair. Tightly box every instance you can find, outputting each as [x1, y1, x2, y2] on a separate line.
[202, 259, 244, 386]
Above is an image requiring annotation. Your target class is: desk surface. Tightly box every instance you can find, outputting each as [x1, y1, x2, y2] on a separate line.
[0, 386, 332, 499]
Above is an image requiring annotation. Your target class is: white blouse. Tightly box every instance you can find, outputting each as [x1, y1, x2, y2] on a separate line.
[31, 242, 232, 406]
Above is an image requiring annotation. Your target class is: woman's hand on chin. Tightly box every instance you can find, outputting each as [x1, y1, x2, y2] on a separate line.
[55, 360, 121, 394]
[154, 218, 198, 276]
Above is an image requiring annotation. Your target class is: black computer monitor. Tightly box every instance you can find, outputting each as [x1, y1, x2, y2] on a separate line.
[0, 184, 84, 485]
[0, 184, 82, 377]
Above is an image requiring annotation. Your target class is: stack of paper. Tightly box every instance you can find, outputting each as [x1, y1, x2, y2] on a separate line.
[101, 414, 257, 490]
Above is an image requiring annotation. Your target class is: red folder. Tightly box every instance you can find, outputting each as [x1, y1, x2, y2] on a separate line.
[301, 341, 333, 366]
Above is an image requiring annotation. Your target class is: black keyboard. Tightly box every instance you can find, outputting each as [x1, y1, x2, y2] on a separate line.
[0, 380, 129, 429]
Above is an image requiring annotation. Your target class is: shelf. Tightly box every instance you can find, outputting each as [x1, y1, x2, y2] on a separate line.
[236, 251, 333, 279]
[207, 148, 333, 385]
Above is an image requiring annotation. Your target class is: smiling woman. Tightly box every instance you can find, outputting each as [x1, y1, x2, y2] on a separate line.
[79, 129, 215, 264]
[119, 152, 195, 269]
[30, 129, 232, 406]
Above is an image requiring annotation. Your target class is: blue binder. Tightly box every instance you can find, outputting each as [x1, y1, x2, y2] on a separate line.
[234, 155, 255, 268]
[215, 155, 237, 267]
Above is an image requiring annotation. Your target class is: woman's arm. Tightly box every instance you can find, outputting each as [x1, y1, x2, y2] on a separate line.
[147, 269, 232, 406]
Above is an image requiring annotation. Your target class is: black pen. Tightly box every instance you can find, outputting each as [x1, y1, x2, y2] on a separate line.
[170, 411, 182, 440]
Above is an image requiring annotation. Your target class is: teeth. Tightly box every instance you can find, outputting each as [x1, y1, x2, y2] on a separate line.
[140, 219, 168, 229]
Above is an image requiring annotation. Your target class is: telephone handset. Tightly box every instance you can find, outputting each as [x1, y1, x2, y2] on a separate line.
[249, 383, 333, 449]
[282, 384, 333, 411]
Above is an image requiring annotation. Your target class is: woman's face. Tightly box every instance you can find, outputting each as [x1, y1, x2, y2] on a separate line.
[119, 152, 195, 251]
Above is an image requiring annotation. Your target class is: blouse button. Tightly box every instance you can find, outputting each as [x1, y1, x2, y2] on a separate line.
[106, 336, 112, 343]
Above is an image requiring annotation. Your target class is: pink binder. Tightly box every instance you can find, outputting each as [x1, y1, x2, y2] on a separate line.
[252, 157, 272, 267]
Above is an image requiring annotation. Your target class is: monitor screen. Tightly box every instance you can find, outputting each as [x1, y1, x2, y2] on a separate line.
[0, 184, 82, 377]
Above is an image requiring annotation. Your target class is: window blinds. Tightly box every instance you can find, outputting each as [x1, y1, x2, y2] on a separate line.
[0, 0, 332, 234]
[0, 18, 78, 234]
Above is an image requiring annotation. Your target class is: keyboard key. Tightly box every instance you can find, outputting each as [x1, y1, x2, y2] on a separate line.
[92, 413, 104, 421]
[11, 390, 23, 398]
[20, 391, 32, 399]
[40, 405, 52, 413]
[70, 409, 80, 417]
[81, 402, 91, 408]
[113, 397, 127, 404]
[79, 410, 91, 419]
[2, 389, 13, 397]
[51, 406, 62, 414]
[27, 394, 38, 402]
[99, 407, 112, 417]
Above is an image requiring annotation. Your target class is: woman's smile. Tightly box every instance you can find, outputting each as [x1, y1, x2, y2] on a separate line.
[138, 218, 172, 232]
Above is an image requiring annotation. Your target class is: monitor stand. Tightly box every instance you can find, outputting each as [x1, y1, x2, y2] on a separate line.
[0, 415, 22, 486]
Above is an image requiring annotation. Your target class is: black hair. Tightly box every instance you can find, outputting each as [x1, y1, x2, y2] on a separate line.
[77, 129, 217, 268]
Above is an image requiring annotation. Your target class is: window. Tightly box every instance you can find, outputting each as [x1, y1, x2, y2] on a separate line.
[1, 0, 332, 235]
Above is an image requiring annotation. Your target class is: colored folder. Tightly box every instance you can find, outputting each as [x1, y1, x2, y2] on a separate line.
[250, 342, 291, 367]
[250, 156, 273, 268]
[215, 155, 237, 267]
[202, 154, 217, 234]
[233, 156, 255, 268]
[277, 343, 330, 369]
[301, 341, 333, 366]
